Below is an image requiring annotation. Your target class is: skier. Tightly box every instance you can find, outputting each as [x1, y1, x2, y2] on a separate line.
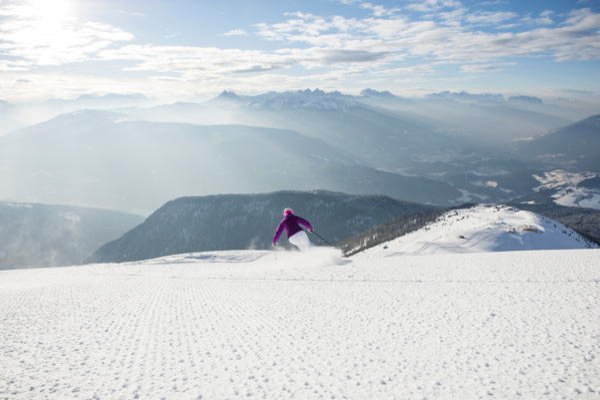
[272, 208, 313, 250]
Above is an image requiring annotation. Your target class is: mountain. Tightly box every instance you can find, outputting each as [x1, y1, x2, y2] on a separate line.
[345, 204, 596, 256]
[425, 91, 505, 103]
[515, 114, 600, 170]
[47, 93, 151, 109]
[217, 88, 359, 111]
[130, 89, 561, 196]
[360, 88, 401, 100]
[133, 89, 470, 173]
[90, 191, 436, 263]
[0, 110, 461, 213]
[124, 89, 567, 206]
[351, 90, 570, 145]
[0, 93, 154, 136]
[0, 202, 142, 269]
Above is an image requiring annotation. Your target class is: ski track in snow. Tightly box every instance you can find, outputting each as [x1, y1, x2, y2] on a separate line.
[1, 248, 599, 399]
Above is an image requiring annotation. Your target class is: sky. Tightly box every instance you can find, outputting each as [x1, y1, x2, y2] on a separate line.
[0, 0, 599, 102]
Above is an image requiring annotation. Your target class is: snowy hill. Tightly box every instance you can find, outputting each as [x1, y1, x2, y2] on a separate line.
[357, 204, 596, 257]
[509, 202, 600, 244]
[1, 248, 599, 399]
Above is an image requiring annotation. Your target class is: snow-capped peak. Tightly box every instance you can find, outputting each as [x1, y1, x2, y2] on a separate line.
[212, 88, 359, 110]
[360, 88, 397, 99]
[215, 90, 242, 101]
[358, 204, 597, 257]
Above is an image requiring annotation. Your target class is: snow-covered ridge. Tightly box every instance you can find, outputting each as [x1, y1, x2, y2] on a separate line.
[214, 88, 361, 110]
[358, 204, 597, 257]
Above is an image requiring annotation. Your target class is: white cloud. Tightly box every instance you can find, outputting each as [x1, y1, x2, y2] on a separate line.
[359, 2, 397, 17]
[520, 10, 554, 26]
[0, 0, 133, 68]
[223, 29, 248, 37]
[254, 6, 600, 63]
[460, 62, 515, 73]
[0, 60, 29, 72]
[406, 0, 463, 13]
[97, 44, 392, 81]
[464, 11, 517, 25]
[1, 0, 599, 101]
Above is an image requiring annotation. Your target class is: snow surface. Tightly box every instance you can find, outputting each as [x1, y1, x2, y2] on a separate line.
[534, 170, 600, 210]
[358, 204, 596, 258]
[1, 247, 600, 399]
[553, 187, 600, 210]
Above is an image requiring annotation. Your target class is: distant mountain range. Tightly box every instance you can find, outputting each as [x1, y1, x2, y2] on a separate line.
[0, 110, 461, 213]
[135, 89, 470, 173]
[126, 89, 558, 203]
[1, 89, 597, 215]
[0, 202, 142, 269]
[0, 93, 153, 135]
[208, 89, 571, 144]
[90, 191, 435, 263]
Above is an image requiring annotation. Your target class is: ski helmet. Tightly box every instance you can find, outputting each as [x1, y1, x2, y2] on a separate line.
[283, 208, 294, 216]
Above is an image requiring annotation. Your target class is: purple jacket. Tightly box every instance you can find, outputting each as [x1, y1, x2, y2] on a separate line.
[272, 214, 313, 244]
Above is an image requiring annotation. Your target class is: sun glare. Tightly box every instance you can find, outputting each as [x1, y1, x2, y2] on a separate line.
[28, 0, 74, 24]
[15, 0, 80, 62]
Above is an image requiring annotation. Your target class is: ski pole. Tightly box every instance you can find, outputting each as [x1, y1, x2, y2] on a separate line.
[309, 230, 333, 246]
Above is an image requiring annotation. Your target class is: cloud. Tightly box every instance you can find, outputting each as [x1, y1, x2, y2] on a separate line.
[0, 0, 133, 68]
[321, 49, 389, 63]
[460, 62, 515, 73]
[223, 29, 248, 37]
[406, 0, 463, 13]
[97, 44, 391, 80]
[521, 10, 554, 26]
[359, 2, 397, 17]
[254, 6, 600, 64]
[1, 0, 599, 101]
[464, 11, 517, 25]
[231, 65, 276, 73]
[164, 32, 182, 39]
[0, 60, 29, 72]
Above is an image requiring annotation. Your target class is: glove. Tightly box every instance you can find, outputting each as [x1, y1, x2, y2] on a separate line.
[272, 241, 277, 247]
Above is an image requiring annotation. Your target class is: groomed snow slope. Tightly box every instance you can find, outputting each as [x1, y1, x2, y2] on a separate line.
[358, 204, 596, 257]
[1, 248, 599, 399]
